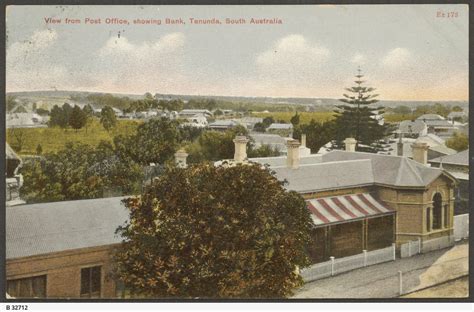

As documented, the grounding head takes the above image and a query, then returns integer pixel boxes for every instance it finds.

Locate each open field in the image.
[251,111,335,124]
[7,119,141,155]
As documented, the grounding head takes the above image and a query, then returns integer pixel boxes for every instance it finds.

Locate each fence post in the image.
[408,240,411,257]
[398,271,403,296]
[330,256,335,276]
[392,243,396,261]
[363,250,367,267]
[417,237,421,254]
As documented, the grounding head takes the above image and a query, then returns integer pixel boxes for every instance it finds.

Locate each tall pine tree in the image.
[332,68,392,153]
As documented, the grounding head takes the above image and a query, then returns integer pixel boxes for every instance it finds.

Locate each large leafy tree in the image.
[114,118,181,166]
[333,68,392,152]
[69,105,88,131]
[114,163,313,298]
[100,105,117,131]
[19,142,143,203]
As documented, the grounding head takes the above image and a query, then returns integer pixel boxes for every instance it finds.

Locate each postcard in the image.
[4,4,469,302]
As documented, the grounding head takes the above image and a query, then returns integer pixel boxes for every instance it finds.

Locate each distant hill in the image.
[7,90,469,110]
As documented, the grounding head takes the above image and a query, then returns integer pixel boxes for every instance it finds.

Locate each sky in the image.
[6,5,469,101]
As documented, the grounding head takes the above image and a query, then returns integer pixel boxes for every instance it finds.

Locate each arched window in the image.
[432,193,442,230]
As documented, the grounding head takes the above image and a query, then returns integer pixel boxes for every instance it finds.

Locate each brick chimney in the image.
[286,139,301,169]
[233,136,249,162]
[411,142,429,165]
[174,148,188,168]
[344,137,357,152]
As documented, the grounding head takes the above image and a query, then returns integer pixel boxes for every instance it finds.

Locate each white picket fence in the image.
[301,244,396,283]
[454,214,469,241]
[400,238,421,258]
[421,235,455,253]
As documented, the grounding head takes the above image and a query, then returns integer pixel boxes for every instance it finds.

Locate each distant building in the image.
[398,120,428,138]
[267,123,293,136]
[6,113,48,128]
[179,109,213,118]
[182,113,208,128]
[416,114,459,139]
[447,111,468,123]
[208,119,240,131]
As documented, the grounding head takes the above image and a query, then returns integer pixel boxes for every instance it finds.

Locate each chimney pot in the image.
[301,134,307,147]
[411,142,429,165]
[286,139,301,169]
[233,136,249,162]
[344,137,357,152]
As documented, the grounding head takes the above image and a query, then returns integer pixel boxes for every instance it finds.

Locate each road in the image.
[293,241,468,298]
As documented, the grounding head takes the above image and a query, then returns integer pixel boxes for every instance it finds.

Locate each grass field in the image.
[251,111,335,124]
[7,119,141,155]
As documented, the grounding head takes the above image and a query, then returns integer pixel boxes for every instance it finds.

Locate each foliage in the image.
[253,112,334,125]
[48,103,73,128]
[69,105,88,130]
[445,132,468,152]
[36,108,50,116]
[36,144,43,155]
[19,141,143,203]
[8,128,26,152]
[253,122,267,133]
[247,144,282,158]
[293,120,335,153]
[290,112,300,126]
[332,70,392,153]
[114,163,313,298]
[100,106,117,131]
[114,118,180,166]
[6,95,17,112]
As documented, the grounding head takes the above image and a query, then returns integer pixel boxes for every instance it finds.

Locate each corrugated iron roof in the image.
[6,197,130,260]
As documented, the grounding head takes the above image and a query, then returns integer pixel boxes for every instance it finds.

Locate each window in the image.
[7,275,46,298]
[80,266,101,298]
[432,193,443,230]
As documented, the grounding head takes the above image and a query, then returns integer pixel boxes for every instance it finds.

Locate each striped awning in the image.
[306,193,394,226]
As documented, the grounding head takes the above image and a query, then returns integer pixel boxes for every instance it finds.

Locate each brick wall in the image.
[6,245,118,299]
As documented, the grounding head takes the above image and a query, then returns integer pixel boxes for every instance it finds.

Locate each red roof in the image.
[306,193,394,226]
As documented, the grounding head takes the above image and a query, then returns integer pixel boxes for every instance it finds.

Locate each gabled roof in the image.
[268,123,293,130]
[6,197,129,259]
[399,120,427,134]
[417,114,445,121]
[429,149,469,166]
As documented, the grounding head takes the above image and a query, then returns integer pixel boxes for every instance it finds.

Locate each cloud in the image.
[382,48,411,68]
[256,34,330,78]
[6,29,69,91]
[90,32,187,92]
[351,53,366,65]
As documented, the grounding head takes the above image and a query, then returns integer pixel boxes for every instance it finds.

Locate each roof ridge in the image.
[403,159,426,185]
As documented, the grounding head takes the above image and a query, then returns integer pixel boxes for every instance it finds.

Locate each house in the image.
[6,113,48,128]
[182,113,208,128]
[416,114,459,139]
[237,117,263,130]
[429,150,469,215]
[388,134,457,160]
[447,111,468,123]
[6,197,128,298]
[397,120,428,138]
[267,123,293,136]
[250,133,291,155]
[208,119,240,131]
[222,135,457,263]
[179,109,213,118]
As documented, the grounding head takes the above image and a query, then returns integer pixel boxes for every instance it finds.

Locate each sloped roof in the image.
[250,154,322,168]
[399,120,427,134]
[6,197,129,259]
[417,114,445,121]
[429,149,469,166]
[268,123,293,130]
[270,159,374,193]
[322,151,444,187]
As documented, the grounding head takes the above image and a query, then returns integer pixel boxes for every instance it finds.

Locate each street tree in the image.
[114,162,313,298]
